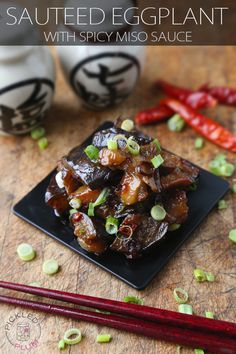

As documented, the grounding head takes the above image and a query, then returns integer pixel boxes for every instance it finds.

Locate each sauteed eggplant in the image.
[45,120,199,259]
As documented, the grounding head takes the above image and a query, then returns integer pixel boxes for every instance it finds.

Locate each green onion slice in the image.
[84,145,99,161]
[173,288,189,304]
[229,229,236,243]
[96,334,112,343]
[121,119,134,132]
[209,156,235,177]
[88,188,110,217]
[58,339,66,350]
[64,328,82,345]
[69,198,82,210]
[194,349,205,354]
[195,137,204,150]
[168,224,181,232]
[113,134,127,143]
[107,140,118,151]
[151,204,166,221]
[218,199,227,210]
[17,243,36,262]
[38,137,49,150]
[193,269,207,282]
[126,137,140,156]
[205,311,214,319]
[178,304,193,315]
[69,209,78,217]
[205,272,215,282]
[168,114,185,132]
[31,127,45,140]
[152,138,161,152]
[151,154,164,169]
[42,259,59,275]
[124,296,144,305]
[105,216,119,235]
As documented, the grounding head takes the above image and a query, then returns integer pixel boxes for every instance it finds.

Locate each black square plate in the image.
[13,122,229,290]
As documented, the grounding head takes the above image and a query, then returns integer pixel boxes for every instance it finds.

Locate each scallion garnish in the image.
[42,259,59,275]
[88,188,110,217]
[152,138,161,152]
[195,137,204,150]
[173,288,189,304]
[63,328,82,345]
[38,137,49,150]
[194,349,204,354]
[105,216,119,235]
[17,243,36,262]
[69,198,82,210]
[168,224,181,231]
[167,114,185,132]
[205,311,214,319]
[151,154,164,169]
[218,199,227,210]
[31,127,45,140]
[96,334,112,343]
[69,209,78,217]
[107,140,118,151]
[229,229,236,243]
[121,119,134,132]
[126,137,140,156]
[193,269,215,282]
[124,296,144,305]
[84,145,99,161]
[178,304,193,315]
[151,204,166,221]
[209,155,235,177]
[58,339,66,350]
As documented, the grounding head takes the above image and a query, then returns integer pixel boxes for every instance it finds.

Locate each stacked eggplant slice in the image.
[45,120,199,259]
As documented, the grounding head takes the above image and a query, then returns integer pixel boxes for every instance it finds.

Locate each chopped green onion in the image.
[17,243,36,262]
[124,296,144,305]
[152,138,161,152]
[205,311,214,319]
[42,259,59,275]
[168,114,185,132]
[205,272,215,282]
[229,229,236,243]
[29,282,40,287]
[168,224,181,231]
[69,209,78,217]
[232,183,236,194]
[121,119,134,132]
[189,182,198,191]
[107,140,118,151]
[194,349,204,354]
[194,269,215,282]
[88,188,110,217]
[64,328,82,345]
[84,145,99,161]
[209,156,235,177]
[96,334,112,343]
[69,198,82,210]
[193,269,207,282]
[218,199,227,210]
[126,137,140,156]
[151,154,164,169]
[151,205,166,221]
[195,137,204,150]
[58,339,67,350]
[31,127,45,140]
[178,304,193,315]
[113,134,127,143]
[105,216,119,235]
[173,288,189,304]
[38,137,49,150]
[95,309,111,315]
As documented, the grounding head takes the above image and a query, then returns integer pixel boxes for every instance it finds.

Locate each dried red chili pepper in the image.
[135,105,173,125]
[161,98,236,152]
[200,84,236,106]
[156,80,217,109]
